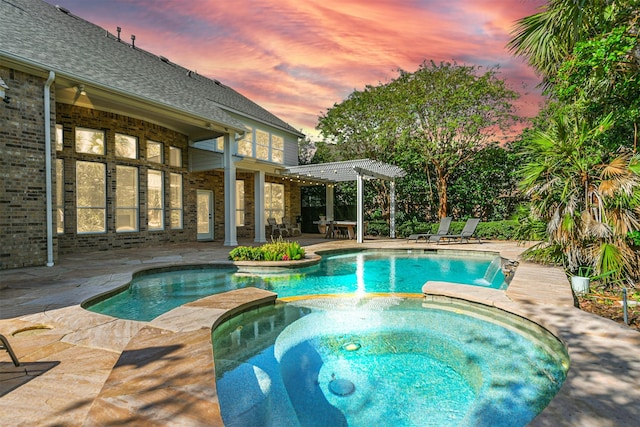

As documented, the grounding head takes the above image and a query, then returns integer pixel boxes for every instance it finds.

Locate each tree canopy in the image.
[317,61,520,218]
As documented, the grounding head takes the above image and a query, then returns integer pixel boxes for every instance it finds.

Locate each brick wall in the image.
[56,103,207,254]
[1,70,303,269]
[0,67,53,269]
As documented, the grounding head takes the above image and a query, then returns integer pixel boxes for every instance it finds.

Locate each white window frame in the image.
[75,127,105,155]
[147,169,164,230]
[76,161,106,233]
[256,129,269,161]
[55,124,63,151]
[170,173,183,229]
[237,129,253,156]
[236,180,245,226]
[169,146,182,167]
[56,159,64,233]
[115,133,138,159]
[265,182,284,223]
[116,165,139,232]
[147,140,163,164]
[271,134,284,164]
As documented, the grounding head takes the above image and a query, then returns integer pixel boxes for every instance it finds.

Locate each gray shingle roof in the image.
[0,0,303,137]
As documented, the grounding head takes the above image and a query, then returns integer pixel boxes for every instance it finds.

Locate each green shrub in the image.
[228,238,306,261]
[228,246,264,261]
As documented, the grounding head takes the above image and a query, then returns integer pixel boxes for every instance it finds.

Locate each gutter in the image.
[44,71,55,267]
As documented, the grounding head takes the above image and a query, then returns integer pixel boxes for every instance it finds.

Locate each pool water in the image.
[86,250,506,321]
[213,297,568,427]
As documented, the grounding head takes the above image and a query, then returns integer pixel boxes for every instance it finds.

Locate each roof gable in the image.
[0,0,303,137]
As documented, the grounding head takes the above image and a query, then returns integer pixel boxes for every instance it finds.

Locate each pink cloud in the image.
[49,0,547,138]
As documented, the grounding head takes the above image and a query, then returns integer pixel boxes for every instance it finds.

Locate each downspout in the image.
[44,71,55,266]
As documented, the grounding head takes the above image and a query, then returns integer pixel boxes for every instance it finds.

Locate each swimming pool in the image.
[86,250,507,321]
[213,297,568,426]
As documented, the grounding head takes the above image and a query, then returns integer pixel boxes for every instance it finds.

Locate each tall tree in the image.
[396,61,519,217]
[317,61,519,219]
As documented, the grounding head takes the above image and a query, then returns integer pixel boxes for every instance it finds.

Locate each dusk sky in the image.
[46,0,547,139]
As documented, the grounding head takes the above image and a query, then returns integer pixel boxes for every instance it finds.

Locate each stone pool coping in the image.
[1,239,639,426]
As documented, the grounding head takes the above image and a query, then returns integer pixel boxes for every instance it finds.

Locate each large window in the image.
[271,135,284,163]
[237,129,253,156]
[76,161,106,233]
[236,180,245,226]
[169,146,182,167]
[56,159,64,233]
[115,134,138,159]
[116,166,139,232]
[147,170,164,230]
[265,182,284,223]
[76,127,105,155]
[170,173,183,229]
[55,124,63,151]
[147,140,163,164]
[256,129,269,160]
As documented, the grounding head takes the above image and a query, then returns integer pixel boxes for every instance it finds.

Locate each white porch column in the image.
[357,174,364,243]
[254,171,266,243]
[223,133,238,246]
[390,179,396,238]
[326,185,335,221]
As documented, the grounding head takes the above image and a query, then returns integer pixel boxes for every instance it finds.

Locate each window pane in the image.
[256,145,269,160]
[147,141,163,163]
[264,183,284,223]
[55,125,63,151]
[272,149,284,163]
[272,135,284,150]
[235,180,244,226]
[116,166,138,232]
[76,128,105,154]
[115,134,138,159]
[169,146,182,167]
[237,130,253,156]
[170,173,183,229]
[148,170,164,230]
[215,136,224,151]
[76,161,105,233]
[56,159,64,233]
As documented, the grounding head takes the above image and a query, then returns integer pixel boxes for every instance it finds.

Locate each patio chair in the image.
[282,217,301,237]
[0,334,20,366]
[267,217,288,238]
[429,218,481,244]
[407,217,452,242]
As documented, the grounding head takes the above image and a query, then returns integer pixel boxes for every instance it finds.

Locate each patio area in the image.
[0,237,639,426]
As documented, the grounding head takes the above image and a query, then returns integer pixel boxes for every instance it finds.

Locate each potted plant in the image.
[571,267,592,295]
[570,267,616,296]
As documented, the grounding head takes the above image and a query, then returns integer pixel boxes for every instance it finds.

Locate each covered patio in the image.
[284,159,406,243]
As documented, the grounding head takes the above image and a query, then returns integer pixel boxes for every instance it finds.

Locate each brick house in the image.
[0,0,306,269]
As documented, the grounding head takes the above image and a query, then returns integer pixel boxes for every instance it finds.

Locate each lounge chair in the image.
[429,218,481,244]
[407,217,452,242]
[0,334,20,366]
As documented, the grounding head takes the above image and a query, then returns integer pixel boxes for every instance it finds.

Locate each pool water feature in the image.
[213,297,568,427]
[86,250,507,321]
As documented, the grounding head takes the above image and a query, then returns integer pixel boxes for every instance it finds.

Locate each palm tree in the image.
[519,110,640,285]
[507,0,614,84]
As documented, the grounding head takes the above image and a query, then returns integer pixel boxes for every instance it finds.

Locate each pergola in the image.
[284,159,406,243]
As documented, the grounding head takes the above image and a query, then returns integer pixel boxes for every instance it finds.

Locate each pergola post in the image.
[390,179,396,238]
[254,170,266,243]
[357,174,364,243]
[326,185,334,221]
